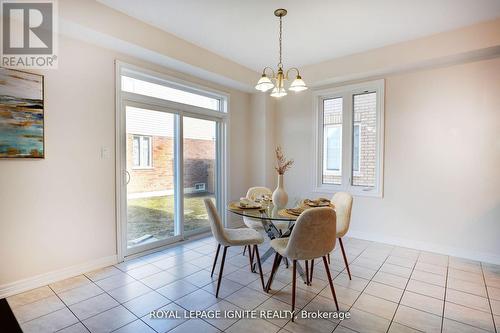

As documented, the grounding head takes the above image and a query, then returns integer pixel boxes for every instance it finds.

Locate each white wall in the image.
[0,35,252,290]
[274,57,500,263]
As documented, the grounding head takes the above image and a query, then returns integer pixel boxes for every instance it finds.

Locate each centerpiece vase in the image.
[272,174,288,208]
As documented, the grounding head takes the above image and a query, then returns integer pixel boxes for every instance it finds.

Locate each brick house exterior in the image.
[323,93,376,187]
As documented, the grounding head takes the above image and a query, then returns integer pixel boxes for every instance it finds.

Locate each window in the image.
[132,135,152,168]
[314,80,384,197]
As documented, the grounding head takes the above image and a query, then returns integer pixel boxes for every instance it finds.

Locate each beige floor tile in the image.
[348,264,377,280]
[487,286,500,301]
[95,272,136,291]
[257,297,295,327]
[414,262,447,276]
[225,268,260,285]
[393,305,442,333]
[333,325,358,333]
[406,279,445,300]
[351,257,385,270]
[82,305,136,333]
[447,277,487,297]
[114,257,149,272]
[21,308,78,333]
[69,293,118,321]
[319,285,360,306]
[182,269,216,287]
[85,266,122,282]
[141,303,187,332]
[225,286,269,309]
[364,281,404,303]
[283,315,336,333]
[352,293,398,320]
[49,275,91,294]
[302,294,350,323]
[205,300,243,330]
[485,275,500,288]
[58,283,103,306]
[387,322,422,333]
[140,271,179,289]
[107,281,151,303]
[445,288,491,313]
[58,322,90,333]
[490,298,500,315]
[372,271,408,289]
[391,247,420,260]
[411,270,446,287]
[169,318,221,333]
[386,255,416,269]
[418,252,448,267]
[400,291,443,316]
[12,294,65,323]
[7,286,55,308]
[340,308,390,333]
[448,259,482,274]
[225,318,280,333]
[126,264,162,280]
[113,319,156,333]
[380,263,413,278]
[176,288,219,311]
[203,277,245,298]
[448,267,484,284]
[122,291,170,317]
[444,302,495,332]
[156,279,198,300]
[333,273,369,292]
[442,318,491,333]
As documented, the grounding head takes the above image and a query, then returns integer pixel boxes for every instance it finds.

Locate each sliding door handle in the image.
[125,170,131,185]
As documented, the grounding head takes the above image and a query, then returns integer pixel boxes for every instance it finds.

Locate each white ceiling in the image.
[98,0,500,72]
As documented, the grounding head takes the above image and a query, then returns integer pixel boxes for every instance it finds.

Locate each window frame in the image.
[313,79,384,197]
[132,134,153,169]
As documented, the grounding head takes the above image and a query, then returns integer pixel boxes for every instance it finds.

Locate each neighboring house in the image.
[126,107,215,197]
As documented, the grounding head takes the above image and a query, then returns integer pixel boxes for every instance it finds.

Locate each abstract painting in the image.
[0,68,44,158]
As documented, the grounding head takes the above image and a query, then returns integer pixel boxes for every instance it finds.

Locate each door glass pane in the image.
[183,117,216,233]
[352,92,377,187]
[126,106,176,248]
[323,98,342,185]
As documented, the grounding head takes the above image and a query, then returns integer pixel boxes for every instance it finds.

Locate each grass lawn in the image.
[127,193,214,242]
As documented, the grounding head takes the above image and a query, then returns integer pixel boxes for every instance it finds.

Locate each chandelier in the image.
[255,8,307,97]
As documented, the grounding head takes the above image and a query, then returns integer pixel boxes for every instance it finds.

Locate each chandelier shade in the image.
[255,8,307,98]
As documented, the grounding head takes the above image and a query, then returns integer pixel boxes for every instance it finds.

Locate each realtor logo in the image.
[1,0,58,68]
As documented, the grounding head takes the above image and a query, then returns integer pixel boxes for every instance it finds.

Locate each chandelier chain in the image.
[279,15,283,68]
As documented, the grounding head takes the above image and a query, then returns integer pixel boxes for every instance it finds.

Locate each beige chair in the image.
[310,192,354,283]
[204,199,265,297]
[266,207,339,319]
[332,192,353,280]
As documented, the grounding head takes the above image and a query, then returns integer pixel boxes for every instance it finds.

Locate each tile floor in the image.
[7,236,500,333]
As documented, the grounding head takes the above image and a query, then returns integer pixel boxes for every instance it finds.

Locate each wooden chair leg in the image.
[339,237,351,280]
[309,259,314,285]
[253,245,265,291]
[292,259,297,322]
[266,252,282,292]
[215,246,228,298]
[248,245,254,272]
[328,252,331,264]
[322,256,339,311]
[305,260,309,285]
[211,244,221,277]
[243,245,247,256]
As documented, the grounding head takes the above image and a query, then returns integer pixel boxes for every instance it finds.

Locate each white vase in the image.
[272,174,288,208]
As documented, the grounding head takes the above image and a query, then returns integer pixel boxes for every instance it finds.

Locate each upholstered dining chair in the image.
[310,192,354,283]
[204,199,265,297]
[266,207,339,320]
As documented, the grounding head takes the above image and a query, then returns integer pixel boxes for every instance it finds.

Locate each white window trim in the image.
[312,79,384,197]
[115,61,230,260]
[132,135,153,169]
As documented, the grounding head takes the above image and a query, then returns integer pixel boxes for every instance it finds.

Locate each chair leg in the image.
[284,257,289,268]
[339,238,351,280]
[322,256,339,311]
[253,245,265,291]
[309,259,314,285]
[243,245,247,256]
[211,244,221,277]
[305,260,309,285]
[292,259,297,322]
[328,253,331,264]
[266,252,282,292]
[248,244,255,272]
[216,246,228,298]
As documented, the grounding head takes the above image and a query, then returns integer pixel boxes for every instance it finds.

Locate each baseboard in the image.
[0,255,118,299]
[348,229,500,265]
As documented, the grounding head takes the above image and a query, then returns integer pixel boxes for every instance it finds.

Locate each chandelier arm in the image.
[262,66,276,79]
[285,67,300,80]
